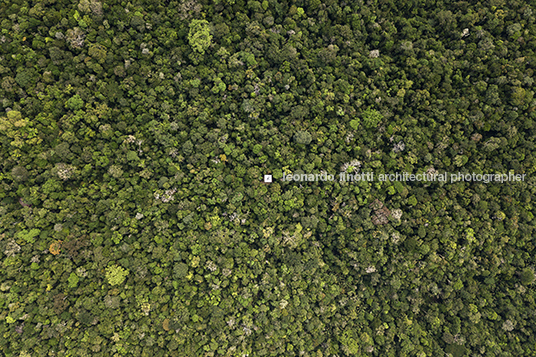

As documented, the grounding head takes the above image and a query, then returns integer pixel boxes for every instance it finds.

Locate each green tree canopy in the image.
[188,19,212,55]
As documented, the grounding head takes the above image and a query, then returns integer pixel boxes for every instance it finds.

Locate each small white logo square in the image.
[264,175,272,183]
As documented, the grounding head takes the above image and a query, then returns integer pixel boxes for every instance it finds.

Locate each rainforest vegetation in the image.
[1,0,536,356]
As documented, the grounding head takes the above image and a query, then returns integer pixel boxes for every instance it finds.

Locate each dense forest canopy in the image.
[1,0,536,356]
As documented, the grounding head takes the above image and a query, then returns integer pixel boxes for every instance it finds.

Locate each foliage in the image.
[65,94,84,111]
[520,269,535,285]
[0,111,41,149]
[349,119,360,130]
[105,264,129,286]
[49,240,62,255]
[294,131,312,145]
[67,272,79,288]
[1,0,536,356]
[188,19,212,55]
[16,229,40,244]
[361,108,383,129]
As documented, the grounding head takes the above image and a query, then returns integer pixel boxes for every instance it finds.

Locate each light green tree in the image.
[65,94,84,111]
[105,264,129,286]
[362,108,383,129]
[68,272,79,288]
[17,229,40,244]
[0,111,41,150]
[188,19,212,54]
